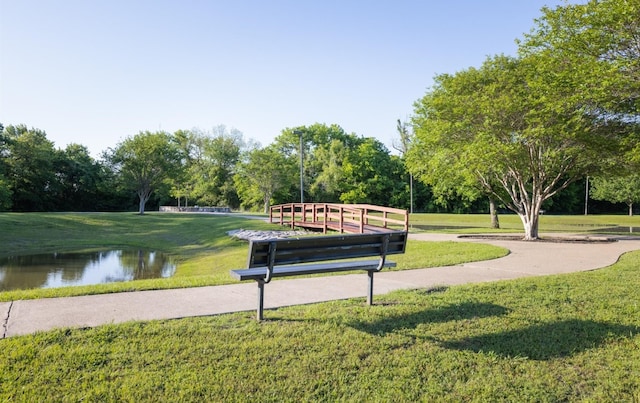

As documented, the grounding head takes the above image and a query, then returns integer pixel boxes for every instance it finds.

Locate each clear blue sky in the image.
[1,0,580,157]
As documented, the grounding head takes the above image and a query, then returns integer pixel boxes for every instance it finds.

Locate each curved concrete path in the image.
[3,233,640,338]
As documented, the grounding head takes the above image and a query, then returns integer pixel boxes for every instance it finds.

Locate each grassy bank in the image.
[2,250,638,401]
[0,212,507,301]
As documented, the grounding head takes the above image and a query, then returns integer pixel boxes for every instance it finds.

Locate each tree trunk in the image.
[519,210,540,240]
[138,197,147,215]
[629,202,634,217]
[489,198,500,229]
[137,187,151,215]
[263,191,272,214]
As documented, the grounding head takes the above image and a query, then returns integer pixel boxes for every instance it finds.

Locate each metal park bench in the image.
[230,231,408,320]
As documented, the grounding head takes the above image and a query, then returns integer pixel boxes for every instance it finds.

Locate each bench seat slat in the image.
[231,260,397,281]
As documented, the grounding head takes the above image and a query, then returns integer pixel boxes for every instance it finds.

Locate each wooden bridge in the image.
[269,203,409,234]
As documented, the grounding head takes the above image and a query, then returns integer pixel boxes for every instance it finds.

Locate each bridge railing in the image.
[269,203,408,233]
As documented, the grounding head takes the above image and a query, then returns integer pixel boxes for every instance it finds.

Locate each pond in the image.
[0,250,176,292]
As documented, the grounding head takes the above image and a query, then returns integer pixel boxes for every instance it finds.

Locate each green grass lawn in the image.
[2,250,638,401]
[0,212,507,301]
[410,212,640,233]
[1,212,639,400]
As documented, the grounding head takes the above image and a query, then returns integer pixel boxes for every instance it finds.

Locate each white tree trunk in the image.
[517,198,542,240]
[519,213,539,240]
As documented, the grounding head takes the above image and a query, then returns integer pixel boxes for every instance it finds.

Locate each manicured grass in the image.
[410,213,640,233]
[2,250,638,401]
[0,212,508,301]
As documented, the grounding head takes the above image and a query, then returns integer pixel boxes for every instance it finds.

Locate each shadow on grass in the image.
[349,301,510,335]
[441,319,639,360]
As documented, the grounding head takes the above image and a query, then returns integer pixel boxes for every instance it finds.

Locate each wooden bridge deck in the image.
[269,203,409,234]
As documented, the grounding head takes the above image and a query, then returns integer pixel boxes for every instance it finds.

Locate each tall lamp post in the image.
[293,130,304,203]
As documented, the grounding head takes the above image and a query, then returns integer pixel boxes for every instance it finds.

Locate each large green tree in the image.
[521,0,640,169]
[409,0,639,239]
[408,54,623,240]
[108,131,182,214]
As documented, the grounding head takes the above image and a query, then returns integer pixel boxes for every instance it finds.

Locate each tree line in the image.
[0,123,431,214]
[0,118,633,217]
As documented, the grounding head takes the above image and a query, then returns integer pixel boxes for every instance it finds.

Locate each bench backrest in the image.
[247,231,408,268]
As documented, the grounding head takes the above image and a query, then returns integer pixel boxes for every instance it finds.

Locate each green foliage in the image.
[2,251,639,401]
[591,174,640,216]
[521,0,640,173]
[340,138,404,205]
[108,131,183,214]
[409,0,639,239]
[275,124,408,208]
[2,124,58,211]
[234,146,297,212]
[179,127,243,209]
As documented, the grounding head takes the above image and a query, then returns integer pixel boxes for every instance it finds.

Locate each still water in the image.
[0,250,176,292]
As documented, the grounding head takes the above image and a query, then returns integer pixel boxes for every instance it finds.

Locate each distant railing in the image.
[269,203,409,233]
[159,206,231,213]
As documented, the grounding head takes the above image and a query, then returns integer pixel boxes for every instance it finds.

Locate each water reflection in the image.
[0,250,176,291]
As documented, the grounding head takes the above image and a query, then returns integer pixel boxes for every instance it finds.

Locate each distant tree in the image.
[590,174,640,216]
[51,144,108,211]
[340,138,402,206]
[392,119,417,214]
[2,124,57,211]
[309,139,347,202]
[188,126,243,208]
[108,131,182,214]
[234,146,296,213]
[0,123,12,210]
[274,124,364,203]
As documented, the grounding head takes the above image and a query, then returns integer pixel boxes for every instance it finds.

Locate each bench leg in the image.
[257,280,265,321]
[367,270,374,305]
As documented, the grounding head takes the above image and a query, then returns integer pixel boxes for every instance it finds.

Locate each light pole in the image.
[584,176,589,215]
[293,130,304,203]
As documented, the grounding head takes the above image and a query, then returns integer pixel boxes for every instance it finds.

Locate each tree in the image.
[187,127,243,208]
[2,124,57,211]
[109,131,182,214]
[408,54,624,240]
[392,119,416,214]
[274,124,364,203]
[340,138,403,206]
[590,174,640,216]
[521,0,640,172]
[309,139,347,202]
[52,144,107,211]
[234,146,296,213]
[0,123,12,210]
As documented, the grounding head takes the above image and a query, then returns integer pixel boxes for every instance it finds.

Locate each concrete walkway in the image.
[3,233,640,338]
